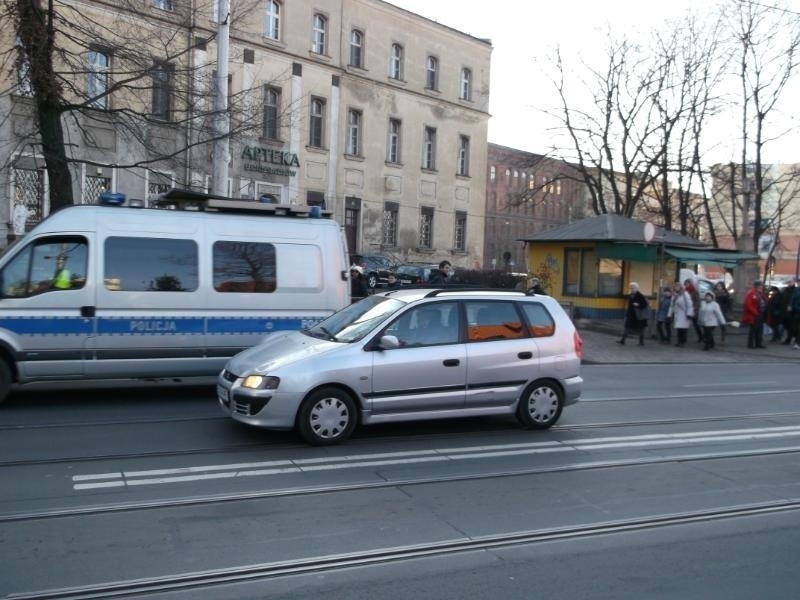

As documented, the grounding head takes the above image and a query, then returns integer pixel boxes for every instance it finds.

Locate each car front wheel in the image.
[517,380,563,429]
[367,273,378,288]
[297,388,357,445]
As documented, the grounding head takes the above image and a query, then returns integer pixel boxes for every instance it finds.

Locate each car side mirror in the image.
[378,335,400,350]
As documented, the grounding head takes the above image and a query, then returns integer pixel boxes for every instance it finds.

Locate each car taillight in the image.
[573,330,583,359]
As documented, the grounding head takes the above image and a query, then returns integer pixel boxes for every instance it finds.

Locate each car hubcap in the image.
[528,386,557,423]
[310,397,350,439]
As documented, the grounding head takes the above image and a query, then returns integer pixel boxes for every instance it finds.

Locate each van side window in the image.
[104,237,198,292]
[0,237,88,297]
[466,301,525,341]
[213,241,276,293]
[520,302,556,337]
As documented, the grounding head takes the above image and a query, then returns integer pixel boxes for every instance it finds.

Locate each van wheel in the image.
[297,388,357,445]
[517,380,563,429]
[0,360,12,406]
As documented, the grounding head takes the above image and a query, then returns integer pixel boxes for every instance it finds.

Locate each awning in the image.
[664,248,759,266]
[595,243,658,261]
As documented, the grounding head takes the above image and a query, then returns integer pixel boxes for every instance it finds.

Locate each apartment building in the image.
[484,144,586,271]
[1,0,491,267]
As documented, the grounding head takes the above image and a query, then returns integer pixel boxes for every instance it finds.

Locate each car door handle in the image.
[443,359,460,367]
[517,351,533,359]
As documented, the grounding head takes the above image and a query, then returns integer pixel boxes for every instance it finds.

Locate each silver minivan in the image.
[217,288,583,445]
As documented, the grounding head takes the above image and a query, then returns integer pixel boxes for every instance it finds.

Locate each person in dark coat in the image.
[617,282,649,346]
[526,277,546,295]
[385,272,401,289]
[427,260,452,285]
[350,265,369,302]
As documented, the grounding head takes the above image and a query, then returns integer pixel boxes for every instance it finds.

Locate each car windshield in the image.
[306,296,406,343]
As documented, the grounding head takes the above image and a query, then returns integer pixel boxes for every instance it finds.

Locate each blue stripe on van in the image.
[0,316,323,337]
[98,317,205,335]
[0,317,93,335]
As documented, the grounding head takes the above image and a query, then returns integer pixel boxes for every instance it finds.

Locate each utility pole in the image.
[211,0,231,197]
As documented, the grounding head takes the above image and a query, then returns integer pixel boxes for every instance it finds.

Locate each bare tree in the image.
[1,0,269,212]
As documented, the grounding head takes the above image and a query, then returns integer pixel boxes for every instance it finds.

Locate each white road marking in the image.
[71,424,800,490]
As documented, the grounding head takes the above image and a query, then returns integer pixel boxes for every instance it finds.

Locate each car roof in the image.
[374,287,553,304]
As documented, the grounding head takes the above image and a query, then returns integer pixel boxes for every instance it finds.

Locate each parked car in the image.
[217,288,583,445]
[395,263,440,285]
[349,254,397,289]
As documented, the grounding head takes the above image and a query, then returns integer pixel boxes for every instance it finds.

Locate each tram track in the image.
[3,443,799,524]
[3,410,800,468]
[6,498,800,599]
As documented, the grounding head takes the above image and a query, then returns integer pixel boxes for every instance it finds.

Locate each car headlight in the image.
[242,375,280,390]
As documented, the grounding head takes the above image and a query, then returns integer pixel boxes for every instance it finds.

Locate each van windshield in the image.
[306,296,405,343]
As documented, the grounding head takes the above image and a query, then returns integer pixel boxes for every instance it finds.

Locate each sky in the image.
[387,0,800,165]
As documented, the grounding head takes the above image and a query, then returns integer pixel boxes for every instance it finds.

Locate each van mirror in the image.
[378,335,400,350]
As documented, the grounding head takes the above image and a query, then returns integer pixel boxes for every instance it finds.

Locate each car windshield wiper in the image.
[316,326,338,341]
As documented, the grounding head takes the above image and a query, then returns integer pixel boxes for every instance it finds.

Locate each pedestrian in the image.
[617,282,649,346]
[741,279,767,349]
[52,255,72,289]
[698,291,726,350]
[526,276,546,295]
[713,281,732,342]
[684,278,703,343]
[766,286,785,342]
[655,286,673,344]
[349,265,368,302]
[427,260,452,285]
[385,271,401,289]
[782,278,800,348]
[668,281,694,347]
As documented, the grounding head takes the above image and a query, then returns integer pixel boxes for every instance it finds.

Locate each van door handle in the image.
[80,306,96,318]
[443,359,460,367]
[517,351,533,359]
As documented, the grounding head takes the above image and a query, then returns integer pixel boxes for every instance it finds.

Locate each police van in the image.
[0,189,350,404]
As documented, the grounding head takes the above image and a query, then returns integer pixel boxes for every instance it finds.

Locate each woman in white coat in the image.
[698,291,727,350]
[668,281,694,347]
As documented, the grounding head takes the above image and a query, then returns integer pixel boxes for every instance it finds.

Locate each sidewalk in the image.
[576,319,800,364]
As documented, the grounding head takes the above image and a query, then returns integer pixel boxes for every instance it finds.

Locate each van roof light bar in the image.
[151,188,332,218]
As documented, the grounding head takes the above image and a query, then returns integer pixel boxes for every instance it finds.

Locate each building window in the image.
[419,206,434,249]
[264,0,280,40]
[346,109,362,156]
[153,0,173,10]
[87,50,110,109]
[16,49,33,97]
[382,202,398,246]
[312,13,327,54]
[454,211,467,251]
[425,55,438,90]
[83,174,110,204]
[387,118,401,164]
[457,135,470,176]
[460,67,472,100]
[489,165,496,182]
[423,126,436,170]
[263,86,280,140]
[505,169,511,185]
[151,61,173,121]
[390,43,404,79]
[309,97,325,148]
[350,29,364,68]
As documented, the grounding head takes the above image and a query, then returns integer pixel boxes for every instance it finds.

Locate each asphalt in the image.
[576,319,800,364]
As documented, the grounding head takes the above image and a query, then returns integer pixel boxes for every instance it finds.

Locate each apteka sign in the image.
[241,146,299,176]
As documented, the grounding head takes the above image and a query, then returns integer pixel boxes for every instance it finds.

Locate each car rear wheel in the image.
[297,388,357,445]
[367,273,378,289]
[516,380,563,429]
